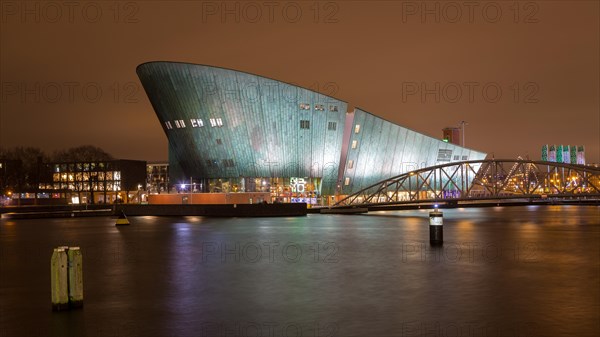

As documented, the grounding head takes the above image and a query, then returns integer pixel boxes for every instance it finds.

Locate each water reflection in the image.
[0,206,598,337]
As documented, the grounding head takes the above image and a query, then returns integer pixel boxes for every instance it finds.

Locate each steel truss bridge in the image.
[331,160,600,209]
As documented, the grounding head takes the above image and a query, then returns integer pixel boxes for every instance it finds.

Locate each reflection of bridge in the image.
[329,160,600,210]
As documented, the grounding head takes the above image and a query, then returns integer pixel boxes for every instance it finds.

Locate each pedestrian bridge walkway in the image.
[328,160,600,210]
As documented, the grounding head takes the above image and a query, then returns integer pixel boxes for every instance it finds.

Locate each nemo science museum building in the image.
[137,62,486,205]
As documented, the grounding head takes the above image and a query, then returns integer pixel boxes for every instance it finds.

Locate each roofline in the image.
[353,106,487,155]
[136,61,349,105]
[136,62,486,155]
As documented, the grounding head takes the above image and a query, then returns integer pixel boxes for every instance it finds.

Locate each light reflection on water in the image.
[0,205,598,337]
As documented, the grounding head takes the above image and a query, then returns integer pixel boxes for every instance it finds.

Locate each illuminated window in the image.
[315,104,325,111]
[437,149,452,162]
[165,121,173,129]
[348,160,354,169]
[329,105,338,112]
[354,125,360,133]
[328,122,337,131]
[191,119,204,127]
[174,120,186,128]
[209,118,223,127]
[351,140,358,149]
[344,177,350,186]
[300,120,310,129]
[299,103,310,110]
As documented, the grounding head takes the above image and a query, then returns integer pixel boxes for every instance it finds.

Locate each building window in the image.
[329,105,338,112]
[209,118,223,127]
[206,159,217,167]
[165,121,173,130]
[216,139,222,145]
[300,120,310,129]
[354,125,360,133]
[174,120,186,128]
[223,159,235,168]
[462,155,468,160]
[300,103,310,110]
[453,155,459,160]
[315,104,325,111]
[351,140,358,149]
[328,122,337,131]
[437,149,453,162]
[191,119,204,127]
[344,177,350,186]
[348,160,354,169]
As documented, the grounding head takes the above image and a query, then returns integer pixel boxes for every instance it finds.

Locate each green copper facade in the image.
[137,62,486,197]
[340,109,486,194]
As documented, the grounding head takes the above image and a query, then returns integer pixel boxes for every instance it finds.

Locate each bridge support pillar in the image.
[429,210,443,246]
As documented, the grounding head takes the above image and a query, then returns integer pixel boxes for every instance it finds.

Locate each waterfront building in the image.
[137,62,487,204]
[35,160,147,204]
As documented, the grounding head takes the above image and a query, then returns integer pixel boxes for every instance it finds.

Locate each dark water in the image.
[1,206,598,337]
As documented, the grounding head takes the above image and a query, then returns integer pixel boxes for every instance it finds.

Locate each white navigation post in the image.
[429,209,444,246]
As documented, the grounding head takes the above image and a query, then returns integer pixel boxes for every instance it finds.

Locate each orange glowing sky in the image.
[1,1,598,162]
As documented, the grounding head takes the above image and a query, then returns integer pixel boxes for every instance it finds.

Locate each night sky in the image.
[1,1,598,163]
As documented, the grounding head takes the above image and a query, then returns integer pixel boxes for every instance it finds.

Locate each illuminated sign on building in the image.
[290,177,306,193]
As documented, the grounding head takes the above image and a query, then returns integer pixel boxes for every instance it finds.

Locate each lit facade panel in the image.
[341,109,486,194]
[137,62,348,195]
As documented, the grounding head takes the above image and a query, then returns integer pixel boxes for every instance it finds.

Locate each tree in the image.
[51,145,114,162]
[0,147,48,192]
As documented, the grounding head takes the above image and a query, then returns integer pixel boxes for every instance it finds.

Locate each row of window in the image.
[300,120,310,129]
[167,117,349,132]
[299,103,339,112]
[53,162,117,173]
[39,182,122,191]
[165,118,223,130]
[299,120,339,131]
[53,171,121,182]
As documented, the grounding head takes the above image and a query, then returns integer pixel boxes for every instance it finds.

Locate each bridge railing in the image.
[333,160,600,207]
